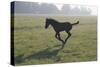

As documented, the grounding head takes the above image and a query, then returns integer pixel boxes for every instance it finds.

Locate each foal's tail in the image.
[72,21,79,25]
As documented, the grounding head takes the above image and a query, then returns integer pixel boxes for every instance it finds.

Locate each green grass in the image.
[12,15,97,66]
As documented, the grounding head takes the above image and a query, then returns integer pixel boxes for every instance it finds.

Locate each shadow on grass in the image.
[15,45,62,64]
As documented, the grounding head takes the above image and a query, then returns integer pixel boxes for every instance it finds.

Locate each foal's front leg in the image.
[55,33,58,39]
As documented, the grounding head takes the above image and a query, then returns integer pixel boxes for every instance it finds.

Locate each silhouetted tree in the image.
[61,4,71,15]
[70,7,81,15]
[80,6,91,15]
[72,6,91,15]
[14,1,39,14]
[31,2,40,14]
[61,4,91,15]
[14,1,92,15]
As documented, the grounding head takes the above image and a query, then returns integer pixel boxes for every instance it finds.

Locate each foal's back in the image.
[56,22,72,32]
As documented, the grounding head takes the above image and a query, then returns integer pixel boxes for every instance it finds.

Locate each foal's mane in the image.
[47,18,59,23]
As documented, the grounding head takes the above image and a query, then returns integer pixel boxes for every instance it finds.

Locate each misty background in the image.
[11,1,97,16]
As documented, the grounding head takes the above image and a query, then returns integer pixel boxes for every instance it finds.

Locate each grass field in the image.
[12,15,97,65]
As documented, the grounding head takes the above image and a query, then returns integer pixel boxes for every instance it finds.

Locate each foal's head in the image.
[45,18,57,29]
[45,18,51,29]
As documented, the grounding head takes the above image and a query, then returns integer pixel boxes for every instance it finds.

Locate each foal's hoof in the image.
[60,44,65,49]
[61,46,64,49]
[62,41,65,44]
[63,42,66,45]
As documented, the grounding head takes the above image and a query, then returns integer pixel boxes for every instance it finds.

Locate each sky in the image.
[13,1,97,15]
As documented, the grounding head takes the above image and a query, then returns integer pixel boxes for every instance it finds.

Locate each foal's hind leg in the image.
[64,31,71,44]
[61,31,71,49]
[58,33,65,44]
[55,33,64,44]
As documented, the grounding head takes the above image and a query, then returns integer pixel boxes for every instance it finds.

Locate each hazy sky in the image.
[36,2,97,15]
[13,1,97,15]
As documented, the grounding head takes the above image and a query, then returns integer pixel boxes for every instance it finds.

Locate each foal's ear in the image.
[46,18,48,20]
[46,18,51,20]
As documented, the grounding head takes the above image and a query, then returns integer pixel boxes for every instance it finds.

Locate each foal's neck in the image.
[50,20,59,26]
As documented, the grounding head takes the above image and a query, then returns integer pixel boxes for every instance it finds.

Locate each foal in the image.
[45,18,79,48]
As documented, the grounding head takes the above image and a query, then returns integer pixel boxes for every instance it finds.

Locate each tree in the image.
[70,6,81,15]
[14,1,39,14]
[71,6,91,15]
[80,6,91,15]
[31,2,40,14]
[61,4,71,15]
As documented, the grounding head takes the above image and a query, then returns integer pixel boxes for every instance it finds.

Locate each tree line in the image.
[12,1,92,15]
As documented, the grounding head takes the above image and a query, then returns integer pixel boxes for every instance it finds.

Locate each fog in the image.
[11,1,97,16]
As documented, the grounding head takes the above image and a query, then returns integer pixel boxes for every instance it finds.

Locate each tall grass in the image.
[13,15,97,65]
